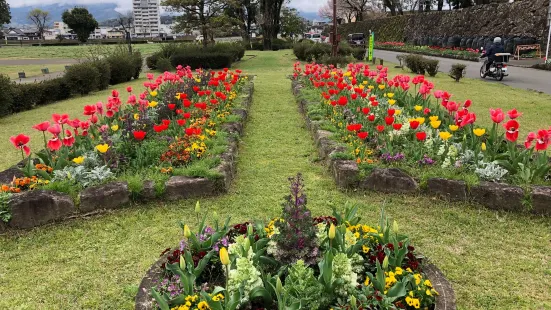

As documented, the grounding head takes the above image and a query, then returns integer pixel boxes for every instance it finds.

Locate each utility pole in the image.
[546,0,551,61]
[332,0,338,57]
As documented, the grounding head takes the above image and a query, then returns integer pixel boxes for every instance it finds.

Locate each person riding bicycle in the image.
[481,37,505,74]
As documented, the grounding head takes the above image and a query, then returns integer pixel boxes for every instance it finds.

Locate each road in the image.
[373,49,551,95]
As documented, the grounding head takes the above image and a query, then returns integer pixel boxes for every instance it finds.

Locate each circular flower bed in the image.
[136,174,455,310]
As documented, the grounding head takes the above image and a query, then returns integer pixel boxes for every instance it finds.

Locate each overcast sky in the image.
[7,0,324,13]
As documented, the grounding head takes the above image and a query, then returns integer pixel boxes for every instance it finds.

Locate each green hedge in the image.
[170,53,233,70]
[147,42,244,70]
[293,41,356,62]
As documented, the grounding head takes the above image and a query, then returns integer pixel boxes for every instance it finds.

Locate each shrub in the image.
[0,75,14,117]
[449,63,467,82]
[532,63,551,71]
[156,57,173,72]
[405,54,426,75]
[337,42,353,57]
[320,55,351,68]
[64,62,101,95]
[170,52,233,69]
[106,53,136,84]
[43,78,72,102]
[352,48,366,60]
[306,43,331,62]
[146,54,158,70]
[211,42,245,61]
[91,60,111,90]
[293,41,312,61]
[132,51,143,79]
[424,59,440,77]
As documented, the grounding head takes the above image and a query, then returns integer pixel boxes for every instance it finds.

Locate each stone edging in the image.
[135,249,455,310]
[375,47,479,62]
[291,80,551,216]
[0,78,255,233]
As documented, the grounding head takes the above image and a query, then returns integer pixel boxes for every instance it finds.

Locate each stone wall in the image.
[339,0,550,53]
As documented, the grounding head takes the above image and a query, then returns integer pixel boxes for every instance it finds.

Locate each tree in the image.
[319,0,355,23]
[116,12,134,53]
[280,6,306,38]
[258,0,284,50]
[230,0,257,45]
[162,0,230,47]
[62,8,98,43]
[27,9,50,40]
[0,0,10,25]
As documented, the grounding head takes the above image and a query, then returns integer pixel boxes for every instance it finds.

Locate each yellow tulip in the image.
[195,201,201,214]
[481,142,487,151]
[368,85,374,90]
[473,128,486,137]
[72,156,85,164]
[95,144,110,153]
[179,254,185,270]
[148,101,158,108]
[449,125,459,132]
[150,90,158,97]
[388,99,396,105]
[414,105,422,112]
[359,85,365,90]
[439,131,452,141]
[111,124,119,131]
[175,93,181,100]
[362,81,368,85]
[219,247,230,266]
[392,220,399,233]
[416,117,425,125]
[430,120,441,129]
[183,225,192,238]
[328,223,336,240]
[387,92,394,99]
[394,109,401,115]
[429,116,439,122]
[378,84,386,90]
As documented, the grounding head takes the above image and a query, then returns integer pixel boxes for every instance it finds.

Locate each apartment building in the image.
[133,0,161,37]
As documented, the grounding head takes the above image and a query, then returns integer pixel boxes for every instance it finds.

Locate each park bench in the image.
[18,72,26,79]
[41,68,49,74]
[514,44,542,60]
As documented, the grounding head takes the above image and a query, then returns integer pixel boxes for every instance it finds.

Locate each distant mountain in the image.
[9,3,121,27]
[299,11,326,22]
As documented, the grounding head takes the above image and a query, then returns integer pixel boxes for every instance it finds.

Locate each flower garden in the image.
[0,67,254,229]
[376,42,480,62]
[291,62,551,214]
[138,174,453,310]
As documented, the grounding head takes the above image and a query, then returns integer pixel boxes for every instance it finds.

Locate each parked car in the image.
[348,33,366,48]
[303,33,322,43]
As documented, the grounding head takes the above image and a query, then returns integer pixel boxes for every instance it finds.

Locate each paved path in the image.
[374,49,551,95]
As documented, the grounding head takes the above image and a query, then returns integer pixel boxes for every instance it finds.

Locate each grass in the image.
[0,43,163,59]
[0,50,550,309]
[0,64,68,79]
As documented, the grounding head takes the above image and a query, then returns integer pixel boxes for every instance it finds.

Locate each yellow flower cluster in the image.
[346,223,379,241]
[265,217,284,237]
[170,294,200,310]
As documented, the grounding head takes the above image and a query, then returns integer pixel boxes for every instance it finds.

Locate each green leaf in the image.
[249,287,272,305]
[387,280,406,298]
[193,250,214,277]
[150,288,170,310]
[35,169,52,180]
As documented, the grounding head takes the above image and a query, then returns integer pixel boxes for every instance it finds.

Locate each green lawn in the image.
[0,43,163,59]
[0,64,68,79]
[0,50,550,309]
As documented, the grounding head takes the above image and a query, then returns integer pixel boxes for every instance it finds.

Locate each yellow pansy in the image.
[364,277,370,286]
[72,156,85,164]
[96,144,110,153]
[414,105,422,111]
[439,131,452,141]
[150,90,158,97]
[148,101,158,108]
[175,93,181,100]
[473,128,486,137]
[430,120,441,129]
[388,99,396,105]
[195,78,201,83]
[134,113,140,120]
[395,267,403,275]
[362,245,370,253]
[449,124,459,132]
[111,124,119,131]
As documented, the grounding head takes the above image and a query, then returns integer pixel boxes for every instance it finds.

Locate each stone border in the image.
[135,249,455,310]
[291,80,551,216]
[375,47,479,62]
[0,78,255,233]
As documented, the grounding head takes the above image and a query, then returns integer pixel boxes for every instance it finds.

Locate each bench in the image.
[18,72,26,79]
[41,68,49,74]
[515,44,541,60]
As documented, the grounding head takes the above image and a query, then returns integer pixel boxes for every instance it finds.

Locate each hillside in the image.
[9,3,121,26]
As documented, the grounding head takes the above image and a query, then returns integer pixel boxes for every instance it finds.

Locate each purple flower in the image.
[418,155,435,166]
[380,152,405,163]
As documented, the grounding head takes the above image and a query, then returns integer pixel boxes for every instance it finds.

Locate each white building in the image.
[53,21,71,35]
[132,0,161,37]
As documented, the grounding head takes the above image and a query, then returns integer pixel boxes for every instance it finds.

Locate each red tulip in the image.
[490,108,505,124]
[52,113,69,124]
[153,124,168,133]
[133,131,146,141]
[351,93,358,100]
[210,99,218,105]
[504,120,519,142]
[357,131,369,139]
[183,113,191,119]
[507,109,522,119]
[168,103,176,110]
[393,123,403,130]
[89,114,98,124]
[362,107,370,115]
[62,130,75,147]
[9,134,31,156]
[385,116,394,126]
[337,96,348,106]
[423,108,431,115]
[376,125,385,132]
[409,120,420,130]
[33,121,50,132]
[126,86,133,93]
[48,124,62,135]
[367,114,376,122]
[47,136,62,151]
[83,105,96,115]
[464,99,472,108]
[112,90,119,98]
[177,119,186,126]
[387,109,395,116]
[535,130,550,151]
[347,124,362,131]
[162,119,170,126]
[416,131,427,141]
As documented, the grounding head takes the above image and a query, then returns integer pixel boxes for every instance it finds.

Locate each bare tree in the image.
[319,0,355,23]
[27,8,50,40]
[117,12,134,53]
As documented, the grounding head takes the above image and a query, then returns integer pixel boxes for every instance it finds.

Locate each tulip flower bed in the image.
[0,67,254,230]
[137,174,454,310]
[376,42,480,62]
[291,62,551,215]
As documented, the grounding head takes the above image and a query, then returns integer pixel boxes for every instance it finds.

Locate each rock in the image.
[360,168,418,194]
[221,122,243,136]
[470,182,524,212]
[0,167,24,185]
[8,190,75,229]
[332,160,359,188]
[427,178,467,202]
[531,186,551,216]
[141,180,156,200]
[79,182,130,213]
[424,264,457,310]
[232,108,248,122]
[135,253,170,310]
[165,176,217,200]
[216,161,233,192]
[0,220,6,233]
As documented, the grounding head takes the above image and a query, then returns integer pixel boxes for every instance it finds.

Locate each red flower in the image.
[535,129,550,151]
[416,131,427,141]
[409,120,420,130]
[490,108,505,124]
[48,124,62,135]
[183,99,192,107]
[32,121,50,132]
[351,93,358,100]
[62,130,75,147]
[9,134,31,156]
[183,113,191,119]
[337,96,348,106]
[162,119,170,126]
[362,107,370,115]
[393,123,403,130]
[195,102,207,110]
[153,124,168,133]
[52,113,69,124]
[385,116,394,126]
[464,99,472,108]
[423,107,431,115]
[47,136,62,151]
[177,119,186,126]
[504,120,519,142]
[387,109,395,116]
[67,119,81,128]
[83,105,96,115]
[133,131,146,141]
[507,108,522,119]
[376,125,385,132]
[524,132,536,149]
[357,131,369,139]
[210,99,218,105]
[168,103,176,110]
[368,114,375,122]
[126,86,133,93]
[347,124,362,131]
[89,114,98,124]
